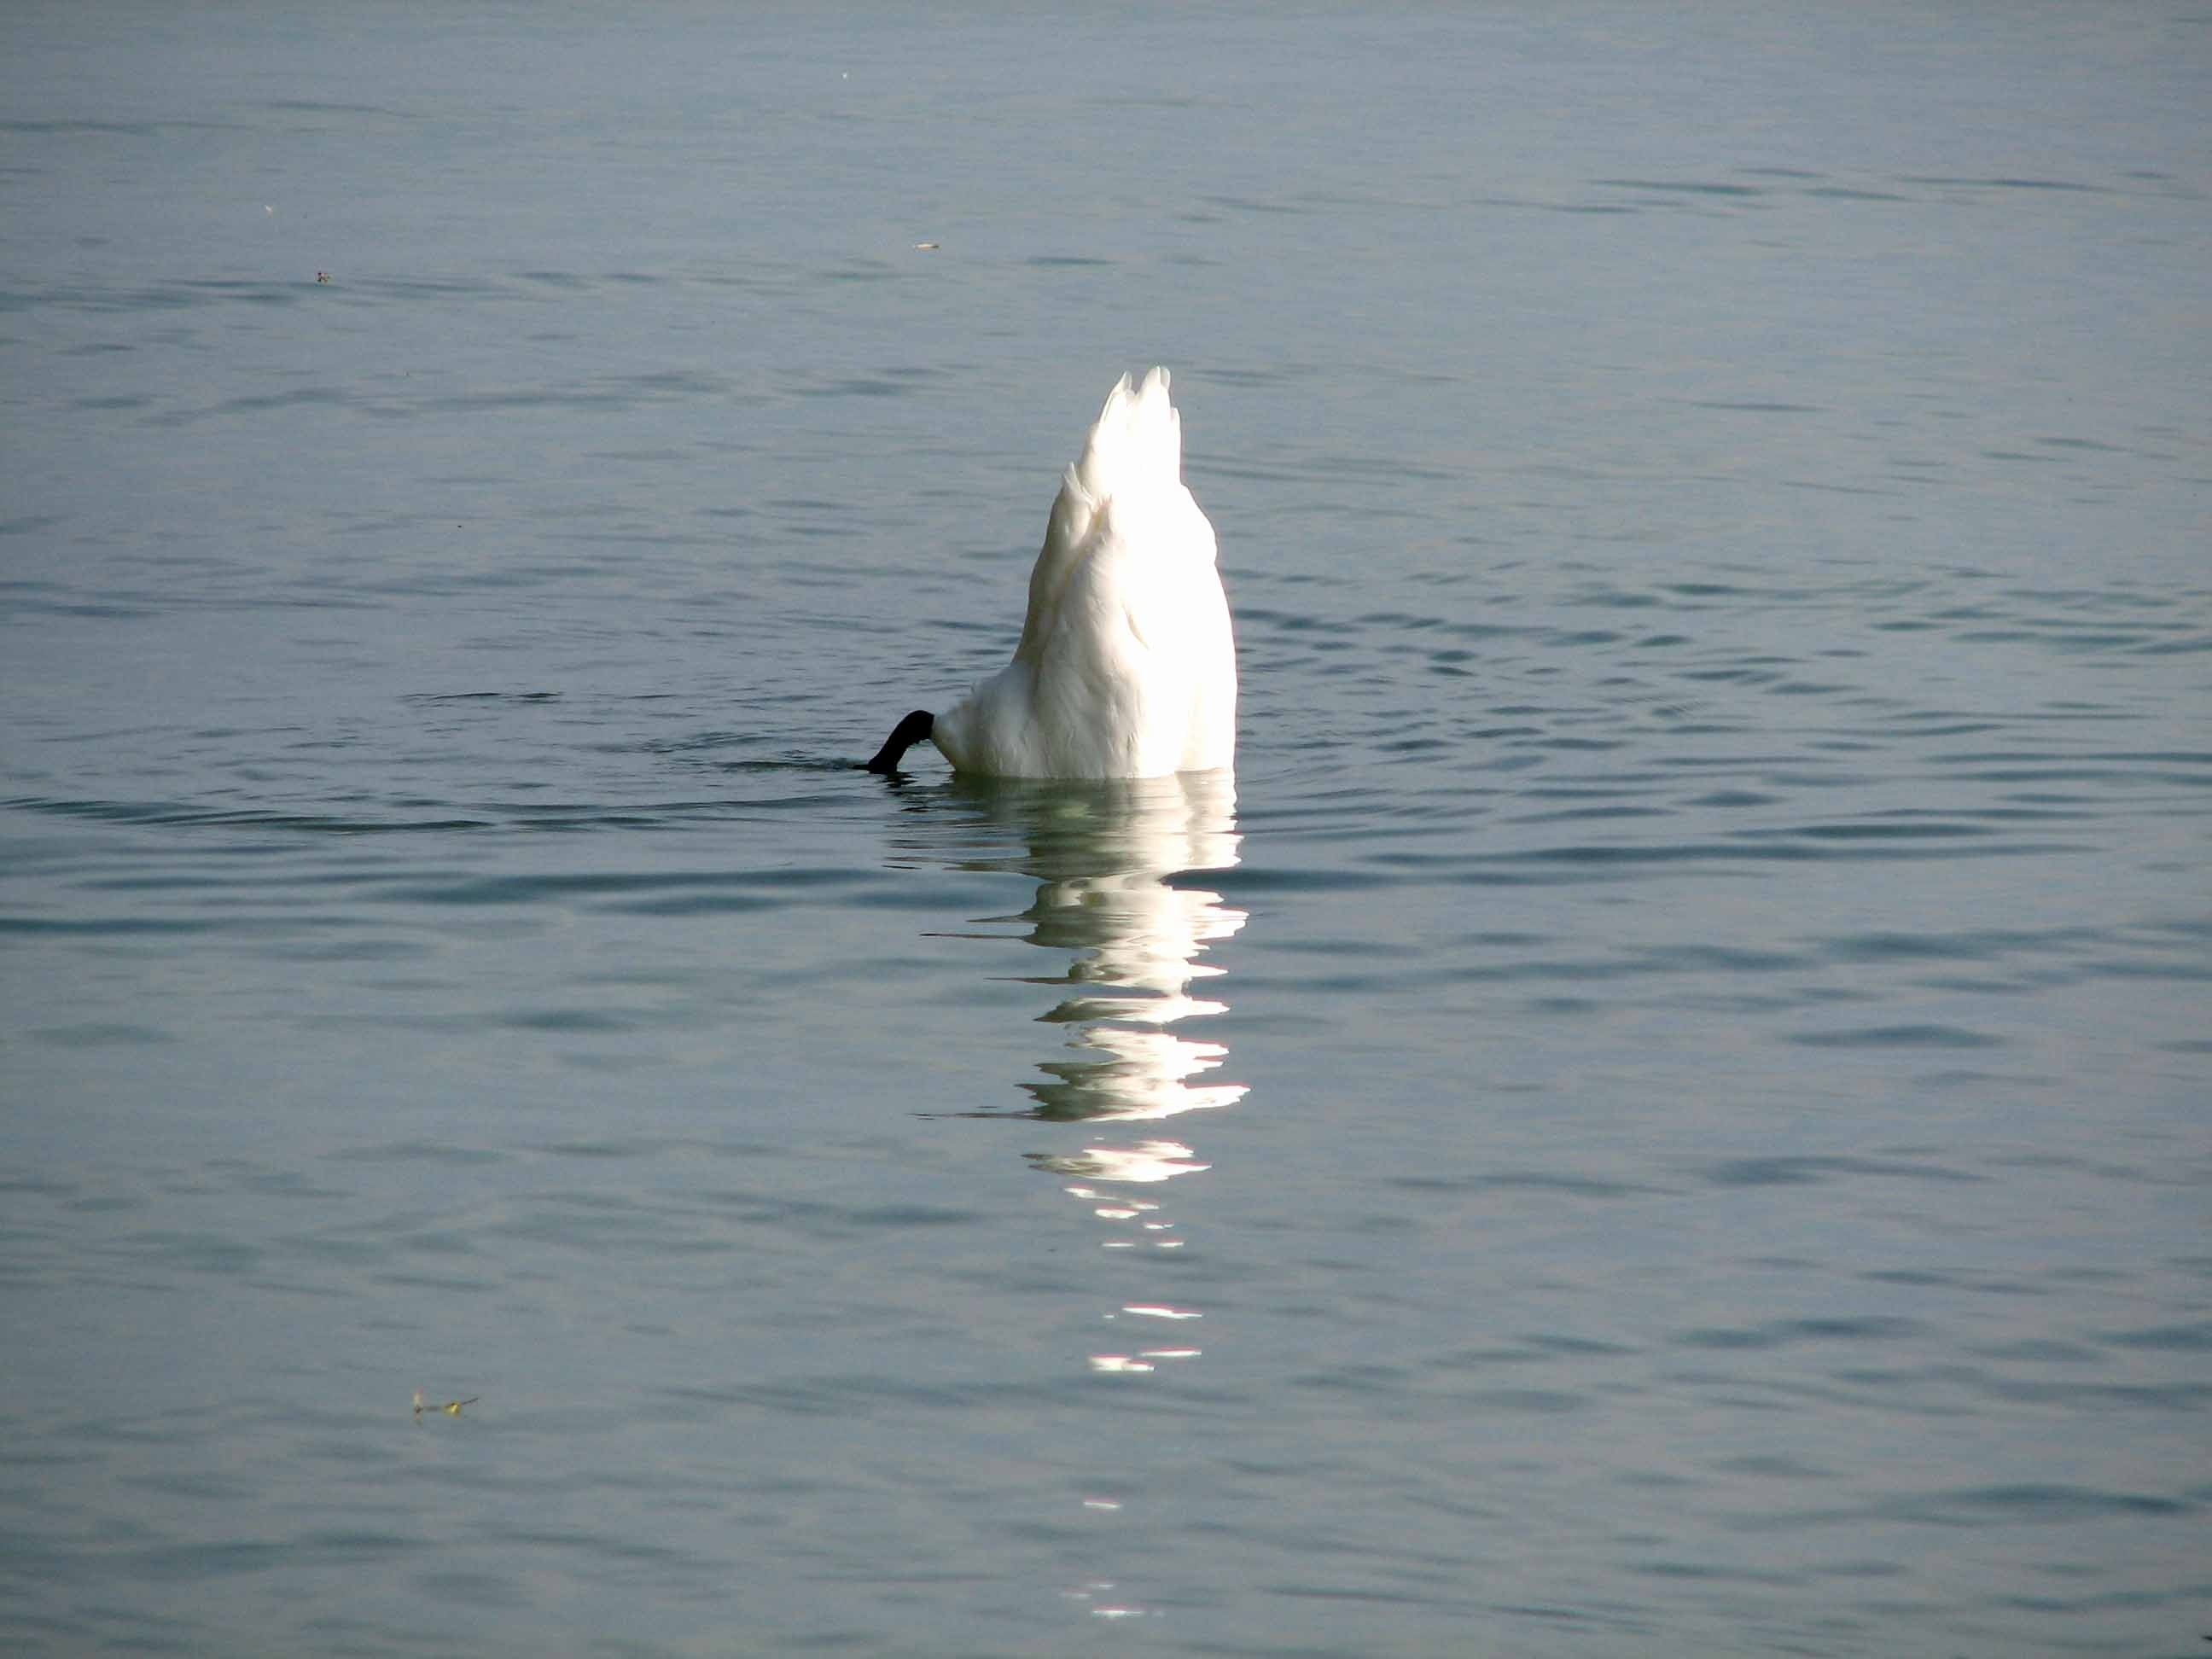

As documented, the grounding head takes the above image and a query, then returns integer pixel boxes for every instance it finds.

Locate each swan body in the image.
[866,369,1235,779]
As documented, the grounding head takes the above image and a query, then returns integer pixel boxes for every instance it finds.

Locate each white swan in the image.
[865,368,1236,778]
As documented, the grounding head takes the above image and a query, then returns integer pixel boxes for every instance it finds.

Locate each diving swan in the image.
[864,368,1235,778]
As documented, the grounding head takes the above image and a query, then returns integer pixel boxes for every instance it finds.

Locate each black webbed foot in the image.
[864,710,934,774]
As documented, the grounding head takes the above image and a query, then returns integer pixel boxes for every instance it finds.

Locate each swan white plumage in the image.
[865,368,1236,779]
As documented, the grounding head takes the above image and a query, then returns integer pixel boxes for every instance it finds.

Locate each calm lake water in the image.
[3,3,2209,1653]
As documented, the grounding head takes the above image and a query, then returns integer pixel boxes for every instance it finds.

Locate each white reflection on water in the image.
[891,767,1247,1138]
[993,769,1247,1135]
[886,768,1247,1396]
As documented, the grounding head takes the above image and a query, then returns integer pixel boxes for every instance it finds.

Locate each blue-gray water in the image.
[3,3,2209,1653]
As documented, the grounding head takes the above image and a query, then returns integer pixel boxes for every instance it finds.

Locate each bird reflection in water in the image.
[883,767,1246,1623]
[892,768,1247,1374]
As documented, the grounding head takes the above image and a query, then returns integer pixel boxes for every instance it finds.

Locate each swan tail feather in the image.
[1022,370,1175,659]
[1072,367,1182,507]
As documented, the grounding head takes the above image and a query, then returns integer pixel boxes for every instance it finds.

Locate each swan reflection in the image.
[888,765,1245,1234]
[881,768,1247,1619]
[896,767,1245,1133]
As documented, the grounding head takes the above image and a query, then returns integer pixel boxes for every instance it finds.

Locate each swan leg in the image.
[864,709,935,773]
